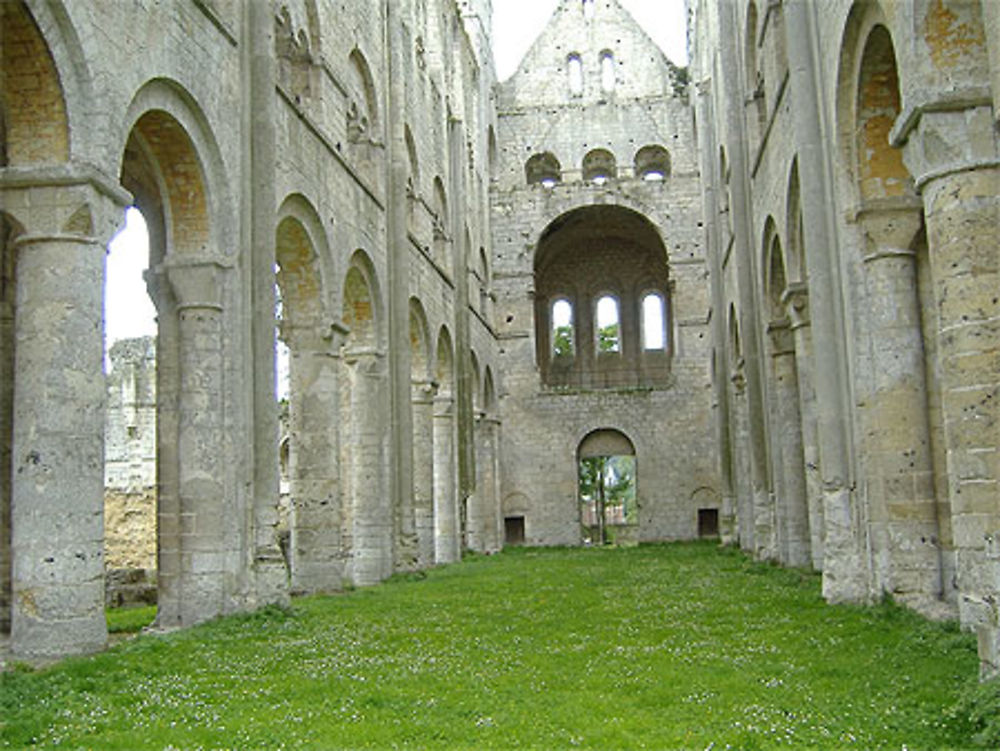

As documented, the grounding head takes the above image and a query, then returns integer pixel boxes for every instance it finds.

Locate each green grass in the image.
[0,543,985,749]
[106,605,157,635]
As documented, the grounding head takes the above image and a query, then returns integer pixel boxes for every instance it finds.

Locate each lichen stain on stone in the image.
[18,588,38,617]
[924,0,985,69]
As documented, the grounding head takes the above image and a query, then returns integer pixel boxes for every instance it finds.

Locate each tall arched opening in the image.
[578,429,637,546]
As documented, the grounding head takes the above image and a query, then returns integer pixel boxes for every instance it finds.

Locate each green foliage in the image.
[0,544,980,749]
[597,322,619,353]
[106,605,157,634]
[552,324,574,357]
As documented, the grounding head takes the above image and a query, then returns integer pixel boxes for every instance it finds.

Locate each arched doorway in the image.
[578,429,637,545]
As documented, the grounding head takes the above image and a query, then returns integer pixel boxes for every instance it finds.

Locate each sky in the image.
[104,0,688,354]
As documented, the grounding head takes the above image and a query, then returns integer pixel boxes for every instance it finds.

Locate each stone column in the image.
[785,0,867,603]
[164,259,229,625]
[433,391,459,563]
[476,413,503,554]
[412,380,436,567]
[288,324,344,593]
[8,182,124,660]
[766,320,811,568]
[345,349,391,586]
[730,367,755,552]
[898,104,1000,670]
[0,284,13,637]
[785,284,824,570]
[856,209,941,605]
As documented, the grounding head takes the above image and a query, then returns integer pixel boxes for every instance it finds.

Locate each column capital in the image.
[162,256,230,311]
[1,163,132,249]
[782,282,810,329]
[894,101,1000,191]
[411,378,438,403]
[766,318,795,356]
[855,198,924,254]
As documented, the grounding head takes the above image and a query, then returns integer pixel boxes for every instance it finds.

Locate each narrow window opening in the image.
[642,293,667,350]
[583,0,595,21]
[596,295,620,353]
[600,51,616,93]
[552,298,574,357]
[568,54,583,97]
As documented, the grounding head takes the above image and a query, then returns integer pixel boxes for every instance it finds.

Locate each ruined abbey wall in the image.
[691,0,1000,674]
[491,1,719,546]
[2,0,1000,681]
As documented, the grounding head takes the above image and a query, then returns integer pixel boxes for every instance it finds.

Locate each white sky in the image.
[104,1,688,353]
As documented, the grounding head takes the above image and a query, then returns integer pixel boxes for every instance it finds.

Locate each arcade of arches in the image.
[2,0,1000,681]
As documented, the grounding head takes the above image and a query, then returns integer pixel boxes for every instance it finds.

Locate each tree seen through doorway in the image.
[579,454,635,545]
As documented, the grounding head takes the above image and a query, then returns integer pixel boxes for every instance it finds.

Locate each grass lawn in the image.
[0,543,985,749]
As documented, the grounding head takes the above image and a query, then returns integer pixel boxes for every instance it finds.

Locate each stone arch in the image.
[341,249,389,585]
[432,176,450,268]
[582,148,616,184]
[469,349,482,413]
[275,195,341,594]
[577,428,638,545]
[117,80,232,630]
[432,325,459,563]
[347,47,379,136]
[761,216,786,322]
[0,1,69,165]
[483,366,497,415]
[120,78,235,260]
[409,297,435,566]
[534,204,671,388]
[785,158,806,284]
[837,6,942,603]
[409,298,432,382]
[728,303,742,364]
[525,152,562,187]
[634,145,671,181]
[342,250,382,350]
[744,0,766,143]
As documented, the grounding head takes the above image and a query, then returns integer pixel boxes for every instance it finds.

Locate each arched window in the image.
[596,295,620,353]
[600,51,616,93]
[568,53,584,97]
[552,298,575,357]
[641,293,667,350]
[634,145,671,182]
[535,206,670,388]
[582,149,616,185]
[525,152,562,187]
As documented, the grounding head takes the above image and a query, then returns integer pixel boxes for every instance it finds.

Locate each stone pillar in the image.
[0,285,13,637]
[345,349,391,586]
[784,0,867,602]
[411,379,436,567]
[730,368,755,551]
[8,182,124,660]
[288,324,344,593]
[898,104,1000,670]
[767,320,811,568]
[164,259,229,625]
[475,413,503,553]
[433,392,459,563]
[857,209,941,605]
[785,284,824,570]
